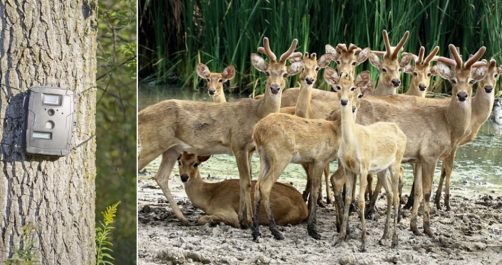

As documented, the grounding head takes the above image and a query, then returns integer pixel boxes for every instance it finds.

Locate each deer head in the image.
[178,152,210,184]
[324,67,368,114]
[251,37,302,95]
[433,44,487,102]
[368,30,410,93]
[289,52,334,86]
[400,46,440,96]
[196,63,235,101]
[472,59,501,95]
[325,43,370,79]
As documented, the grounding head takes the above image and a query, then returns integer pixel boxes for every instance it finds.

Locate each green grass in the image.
[139,0,502,94]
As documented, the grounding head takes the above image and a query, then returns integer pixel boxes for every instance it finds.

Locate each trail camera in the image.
[26,87,74,156]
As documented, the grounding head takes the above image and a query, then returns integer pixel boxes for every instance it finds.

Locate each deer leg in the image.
[435,165,446,210]
[422,160,436,238]
[302,164,311,202]
[198,211,239,228]
[410,162,423,236]
[331,166,345,233]
[324,165,332,204]
[358,169,369,252]
[334,172,354,246]
[365,173,373,201]
[154,149,188,224]
[378,172,393,245]
[365,172,382,219]
[404,163,418,210]
[443,150,456,211]
[307,162,324,240]
[235,149,253,229]
[391,164,401,248]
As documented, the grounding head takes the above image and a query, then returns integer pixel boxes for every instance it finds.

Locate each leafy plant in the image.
[4,224,38,265]
[96,201,121,265]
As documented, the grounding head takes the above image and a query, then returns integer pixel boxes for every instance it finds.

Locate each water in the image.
[139,86,502,195]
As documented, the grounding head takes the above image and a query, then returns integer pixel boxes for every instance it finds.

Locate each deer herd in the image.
[139,30,501,251]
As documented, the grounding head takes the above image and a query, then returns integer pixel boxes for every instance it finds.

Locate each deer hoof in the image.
[271,229,284,240]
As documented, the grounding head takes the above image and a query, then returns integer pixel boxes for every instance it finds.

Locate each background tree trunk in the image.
[0,0,97,264]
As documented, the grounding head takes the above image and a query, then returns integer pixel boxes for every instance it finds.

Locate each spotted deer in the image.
[177,153,308,227]
[138,37,302,226]
[196,63,236,103]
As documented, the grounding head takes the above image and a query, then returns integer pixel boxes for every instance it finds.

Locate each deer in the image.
[138,37,303,227]
[368,30,410,95]
[177,152,308,227]
[329,45,487,237]
[400,46,440,97]
[433,59,501,210]
[251,67,370,241]
[196,63,236,103]
[331,72,406,252]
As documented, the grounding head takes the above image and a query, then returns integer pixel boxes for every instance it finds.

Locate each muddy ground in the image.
[138,155,502,265]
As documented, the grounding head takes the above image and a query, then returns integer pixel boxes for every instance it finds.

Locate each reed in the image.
[139,0,502,94]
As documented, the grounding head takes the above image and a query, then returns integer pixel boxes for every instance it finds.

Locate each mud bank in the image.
[138,159,502,265]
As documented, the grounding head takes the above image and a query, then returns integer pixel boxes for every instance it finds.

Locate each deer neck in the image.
[257,89,282,118]
[212,93,227,103]
[184,172,212,211]
[471,89,495,130]
[446,95,472,145]
[374,81,396,96]
[406,78,422,97]
[294,82,313,118]
[340,104,357,146]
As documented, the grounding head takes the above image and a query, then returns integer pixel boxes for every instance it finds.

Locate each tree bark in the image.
[0,0,97,264]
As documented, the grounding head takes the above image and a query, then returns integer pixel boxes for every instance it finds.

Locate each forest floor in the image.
[138,155,502,265]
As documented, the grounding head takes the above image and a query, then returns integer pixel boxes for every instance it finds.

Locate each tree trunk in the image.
[0,0,97,264]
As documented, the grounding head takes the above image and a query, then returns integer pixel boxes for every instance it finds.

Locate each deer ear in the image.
[222,65,236,81]
[400,53,416,74]
[498,65,502,75]
[355,70,372,94]
[368,52,381,68]
[197,155,211,163]
[318,53,336,68]
[287,61,304,76]
[251,53,268,72]
[431,62,454,80]
[325,44,338,57]
[196,63,211,79]
[356,48,371,65]
[323,67,339,87]
[471,66,488,81]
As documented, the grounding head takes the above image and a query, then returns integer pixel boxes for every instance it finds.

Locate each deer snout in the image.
[341,99,348,106]
[270,84,280,94]
[180,174,189,183]
[457,91,468,102]
[484,86,493,93]
[208,88,216,95]
[305,77,314,85]
[391,79,401,87]
[419,84,427,91]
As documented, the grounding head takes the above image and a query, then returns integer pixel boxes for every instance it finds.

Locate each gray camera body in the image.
[26,86,74,156]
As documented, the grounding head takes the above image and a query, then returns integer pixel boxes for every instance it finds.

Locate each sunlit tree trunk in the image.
[0,0,98,263]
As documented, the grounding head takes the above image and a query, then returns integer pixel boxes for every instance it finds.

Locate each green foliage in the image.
[139,0,502,94]
[96,202,121,265]
[96,0,136,264]
[4,224,38,265]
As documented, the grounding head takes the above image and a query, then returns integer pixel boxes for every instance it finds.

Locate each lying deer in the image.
[251,67,370,241]
[400,46,440,97]
[196,63,236,103]
[178,153,308,227]
[330,45,487,237]
[331,72,406,251]
[138,37,302,226]
[368,30,409,95]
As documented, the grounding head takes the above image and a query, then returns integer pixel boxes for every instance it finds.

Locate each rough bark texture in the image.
[0,0,97,264]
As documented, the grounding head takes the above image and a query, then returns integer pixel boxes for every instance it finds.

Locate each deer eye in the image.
[193,163,199,168]
[469,79,476,85]
[218,79,223,83]
[350,86,356,91]
[265,71,270,76]
[282,72,288,77]
[427,72,432,77]
[450,79,457,84]
[336,60,341,65]
[413,72,418,76]
[351,62,356,66]
[381,68,387,73]
[315,66,320,71]
[495,73,499,78]
[336,85,341,91]
[358,93,363,98]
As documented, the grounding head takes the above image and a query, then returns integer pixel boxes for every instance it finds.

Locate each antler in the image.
[423,46,440,65]
[336,43,348,53]
[279,38,299,63]
[392,31,409,59]
[449,44,463,68]
[348,43,361,53]
[417,46,425,63]
[382,30,392,57]
[258,37,277,62]
[464,46,486,69]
